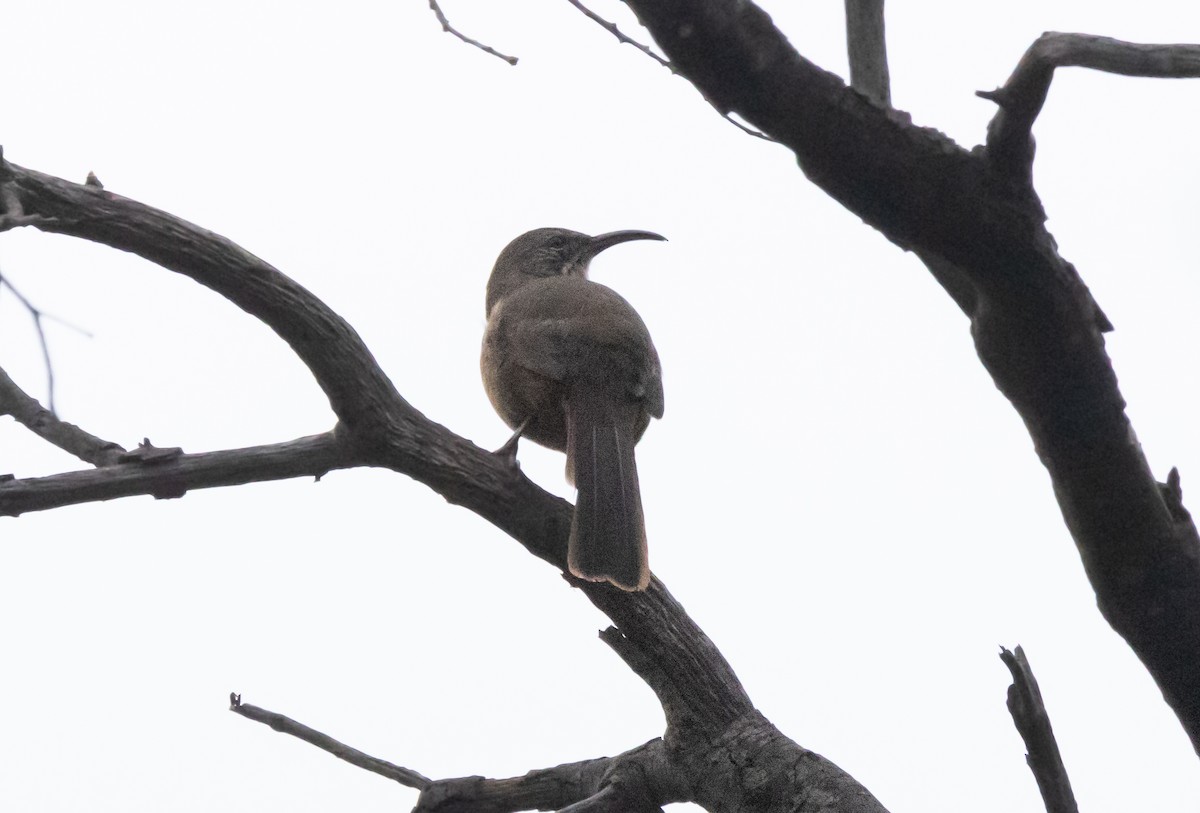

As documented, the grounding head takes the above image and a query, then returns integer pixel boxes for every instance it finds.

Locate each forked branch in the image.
[621,0,1200,756]
[0,151,891,812]
[979,34,1200,183]
[231,694,681,812]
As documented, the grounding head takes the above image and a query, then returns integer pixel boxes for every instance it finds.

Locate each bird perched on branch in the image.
[481,227,666,591]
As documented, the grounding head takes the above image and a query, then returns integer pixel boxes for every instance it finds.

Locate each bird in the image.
[481,227,666,591]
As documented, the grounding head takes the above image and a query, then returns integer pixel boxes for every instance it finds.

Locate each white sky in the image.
[2,2,1199,812]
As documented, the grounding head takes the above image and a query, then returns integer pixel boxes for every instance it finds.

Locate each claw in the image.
[493,417,530,466]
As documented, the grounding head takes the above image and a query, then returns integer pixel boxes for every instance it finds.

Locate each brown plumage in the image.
[481,228,665,591]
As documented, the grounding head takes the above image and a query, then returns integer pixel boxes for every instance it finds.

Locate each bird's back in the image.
[481,276,663,451]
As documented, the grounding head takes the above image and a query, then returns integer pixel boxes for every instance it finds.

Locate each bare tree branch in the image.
[0,155,414,444]
[0,432,350,516]
[427,0,518,66]
[0,269,60,412]
[565,0,670,68]
[0,175,60,232]
[599,624,675,707]
[230,695,431,789]
[0,150,893,812]
[1000,646,1079,813]
[561,0,776,141]
[416,740,682,813]
[845,0,891,106]
[0,365,125,466]
[231,693,683,812]
[979,34,1200,185]
[619,0,1200,755]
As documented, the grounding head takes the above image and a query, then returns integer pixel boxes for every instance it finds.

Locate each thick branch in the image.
[1000,647,1078,813]
[980,34,1200,184]
[417,740,683,813]
[588,581,750,736]
[0,365,125,466]
[230,695,431,789]
[0,154,414,445]
[0,432,350,516]
[844,0,891,106]
[0,153,891,811]
[231,693,685,812]
[622,0,1200,755]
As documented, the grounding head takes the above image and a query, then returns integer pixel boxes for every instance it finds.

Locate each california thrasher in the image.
[481,227,666,591]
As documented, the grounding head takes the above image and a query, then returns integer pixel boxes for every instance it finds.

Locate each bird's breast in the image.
[481,315,570,451]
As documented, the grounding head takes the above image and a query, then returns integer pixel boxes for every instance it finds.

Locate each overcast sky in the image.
[3,3,1199,812]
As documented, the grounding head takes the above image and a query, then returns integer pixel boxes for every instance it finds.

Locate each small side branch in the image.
[586,579,753,736]
[230,694,431,789]
[0,269,63,412]
[230,694,682,812]
[0,431,353,516]
[845,0,891,107]
[1000,646,1079,813]
[565,0,671,69]
[0,365,125,466]
[599,624,688,727]
[979,33,1200,184]
[427,1,518,65]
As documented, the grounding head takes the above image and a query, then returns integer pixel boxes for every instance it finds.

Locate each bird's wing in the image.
[504,281,662,411]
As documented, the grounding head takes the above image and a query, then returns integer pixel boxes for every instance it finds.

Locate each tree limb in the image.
[845,0,891,106]
[229,694,431,789]
[620,0,1200,754]
[0,153,412,442]
[417,739,683,813]
[231,693,684,812]
[0,432,351,516]
[0,152,891,811]
[0,364,126,466]
[978,34,1200,185]
[1000,646,1079,813]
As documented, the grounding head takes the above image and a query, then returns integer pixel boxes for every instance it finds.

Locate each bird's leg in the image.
[493,416,530,465]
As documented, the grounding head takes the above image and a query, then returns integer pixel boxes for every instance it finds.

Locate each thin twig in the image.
[230,695,431,789]
[0,268,58,414]
[561,2,772,142]
[564,0,671,68]
[723,113,776,142]
[428,0,518,65]
[1000,646,1079,813]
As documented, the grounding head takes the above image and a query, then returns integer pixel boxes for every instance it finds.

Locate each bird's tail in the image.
[565,387,650,591]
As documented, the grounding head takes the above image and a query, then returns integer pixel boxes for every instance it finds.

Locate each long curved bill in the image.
[583,230,667,262]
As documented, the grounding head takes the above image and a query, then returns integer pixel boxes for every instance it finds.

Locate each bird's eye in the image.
[545,237,566,252]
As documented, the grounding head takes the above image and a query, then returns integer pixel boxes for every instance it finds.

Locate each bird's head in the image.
[486,227,665,314]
